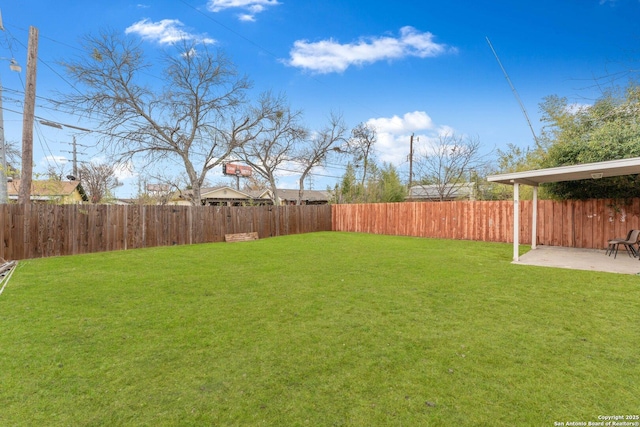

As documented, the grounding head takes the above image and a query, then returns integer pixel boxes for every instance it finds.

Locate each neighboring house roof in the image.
[277,189,330,203]
[7,180,89,203]
[200,186,255,200]
[407,183,475,201]
[177,186,272,205]
[176,186,329,205]
[246,189,272,200]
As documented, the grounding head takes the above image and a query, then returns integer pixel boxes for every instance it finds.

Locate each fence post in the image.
[189,206,193,246]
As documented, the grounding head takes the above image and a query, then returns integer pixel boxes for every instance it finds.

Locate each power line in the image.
[3,22,87,95]
[180,0,283,64]
[2,15,358,187]
[34,121,63,171]
[486,37,539,146]
[179,0,384,119]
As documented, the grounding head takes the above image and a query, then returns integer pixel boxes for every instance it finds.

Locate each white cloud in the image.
[374,132,410,165]
[207,0,280,21]
[275,160,302,178]
[286,26,456,74]
[363,111,455,165]
[238,13,256,22]
[113,161,137,182]
[125,19,215,45]
[76,157,137,182]
[367,111,434,134]
[40,155,68,167]
[436,125,456,138]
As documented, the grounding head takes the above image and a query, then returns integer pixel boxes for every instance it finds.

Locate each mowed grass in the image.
[1,232,638,426]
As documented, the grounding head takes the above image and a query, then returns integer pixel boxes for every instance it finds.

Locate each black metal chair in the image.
[607,229,640,258]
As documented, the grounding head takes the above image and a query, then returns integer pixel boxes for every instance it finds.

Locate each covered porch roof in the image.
[487,156,640,261]
[488,156,640,186]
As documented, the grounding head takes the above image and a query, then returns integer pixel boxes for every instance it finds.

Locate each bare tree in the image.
[61,30,265,205]
[44,163,68,181]
[240,93,307,205]
[78,161,119,203]
[3,140,20,176]
[135,172,186,205]
[242,173,270,192]
[347,122,377,187]
[415,132,491,201]
[295,113,347,204]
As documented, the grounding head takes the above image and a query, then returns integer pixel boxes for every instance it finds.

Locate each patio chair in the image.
[607,229,640,258]
[606,229,633,256]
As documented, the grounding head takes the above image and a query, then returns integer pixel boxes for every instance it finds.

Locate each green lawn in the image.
[1,232,638,426]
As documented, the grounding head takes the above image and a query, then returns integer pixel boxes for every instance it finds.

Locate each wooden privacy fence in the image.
[2,199,636,260]
[0,204,331,260]
[331,199,640,250]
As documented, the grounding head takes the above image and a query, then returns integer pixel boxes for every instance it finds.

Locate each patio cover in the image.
[487,156,640,261]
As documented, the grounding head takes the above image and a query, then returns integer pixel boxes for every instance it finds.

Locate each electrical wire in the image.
[34,120,63,171]
[1,17,362,186]
[178,0,384,119]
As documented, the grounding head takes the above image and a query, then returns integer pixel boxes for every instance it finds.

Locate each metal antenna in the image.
[486,37,539,145]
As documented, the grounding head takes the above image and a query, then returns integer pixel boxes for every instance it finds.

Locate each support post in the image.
[513,182,520,261]
[532,186,538,250]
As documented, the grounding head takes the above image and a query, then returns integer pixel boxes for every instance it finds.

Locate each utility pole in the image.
[0,10,22,203]
[18,26,38,204]
[0,75,8,204]
[408,133,414,192]
[66,136,87,178]
[72,136,77,177]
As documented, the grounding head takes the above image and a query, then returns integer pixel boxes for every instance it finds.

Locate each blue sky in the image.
[1,0,639,197]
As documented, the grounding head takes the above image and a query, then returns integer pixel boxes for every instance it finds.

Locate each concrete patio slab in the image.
[514,245,640,275]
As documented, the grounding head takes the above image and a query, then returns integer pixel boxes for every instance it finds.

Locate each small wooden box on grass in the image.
[224,232,259,243]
